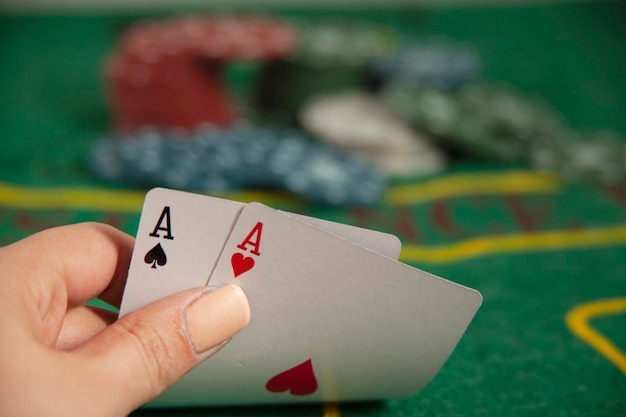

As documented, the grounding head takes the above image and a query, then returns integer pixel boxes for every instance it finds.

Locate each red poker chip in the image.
[108,66,223,93]
[108,67,235,130]
[117,16,296,62]
[105,16,296,131]
[112,95,235,131]
[110,93,236,131]
[106,55,218,89]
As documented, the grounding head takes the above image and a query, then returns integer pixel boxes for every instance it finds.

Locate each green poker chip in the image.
[254,62,368,126]
[383,82,567,163]
[289,20,396,67]
[253,21,397,126]
[385,80,626,186]
[531,131,626,186]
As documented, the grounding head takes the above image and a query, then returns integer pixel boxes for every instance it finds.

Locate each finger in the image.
[73,285,250,414]
[56,305,118,350]
[2,222,134,308]
[0,222,133,347]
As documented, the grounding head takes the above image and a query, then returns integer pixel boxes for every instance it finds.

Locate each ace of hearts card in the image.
[120,188,482,406]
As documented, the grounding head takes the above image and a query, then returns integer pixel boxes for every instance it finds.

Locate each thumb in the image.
[75,284,250,414]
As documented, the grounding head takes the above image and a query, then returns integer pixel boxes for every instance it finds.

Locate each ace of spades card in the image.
[148,201,480,406]
[120,190,246,316]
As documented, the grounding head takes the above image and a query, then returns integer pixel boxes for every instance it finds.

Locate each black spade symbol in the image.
[144,243,167,269]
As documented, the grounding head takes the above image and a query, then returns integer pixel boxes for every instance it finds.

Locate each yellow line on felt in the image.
[323,403,340,417]
[400,225,626,264]
[0,183,146,213]
[2,180,626,263]
[0,182,289,212]
[0,171,559,212]
[386,171,560,205]
[565,298,626,376]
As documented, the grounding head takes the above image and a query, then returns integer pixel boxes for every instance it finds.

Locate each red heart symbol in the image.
[265,359,318,396]
[231,252,254,278]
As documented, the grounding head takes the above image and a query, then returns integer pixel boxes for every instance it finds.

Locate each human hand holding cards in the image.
[120,188,482,406]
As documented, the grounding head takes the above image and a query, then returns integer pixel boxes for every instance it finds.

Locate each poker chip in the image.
[382,80,626,186]
[106,16,297,131]
[383,82,566,162]
[288,21,396,67]
[90,124,386,206]
[371,42,481,90]
[252,21,397,125]
[530,130,626,186]
[300,91,446,177]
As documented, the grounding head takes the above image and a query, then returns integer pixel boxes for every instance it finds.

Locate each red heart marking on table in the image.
[231,252,254,278]
[265,358,318,396]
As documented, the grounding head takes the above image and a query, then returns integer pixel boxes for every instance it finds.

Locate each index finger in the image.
[1,222,134,309]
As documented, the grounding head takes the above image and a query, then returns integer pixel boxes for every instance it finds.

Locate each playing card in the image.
[150,202,482,406]
[119,188,244,316]
[120,188,400,316]
[281,211,401,260]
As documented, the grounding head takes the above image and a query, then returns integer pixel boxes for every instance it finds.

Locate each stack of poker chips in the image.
[382,82,566,163]
[530,130,626,186]
[106,16,296,131]
[253,21,397,125]
[294,41,482,179]
[371,42,482,91]
[300,91,446,178]
[383,81,626,186]
[370,41,626,187]
[91,124,386,206]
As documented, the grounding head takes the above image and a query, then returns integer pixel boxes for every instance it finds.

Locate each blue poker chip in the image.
[265,135,386,205]
[199,125,282,189]
[90,123,386,206]
[372,43,481,90]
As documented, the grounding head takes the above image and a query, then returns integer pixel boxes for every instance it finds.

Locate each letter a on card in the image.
[231,222,263,278]
[149,206,174,240]
[236,221,263,255]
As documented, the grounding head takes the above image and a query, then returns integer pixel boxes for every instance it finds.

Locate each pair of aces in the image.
[120,188,482,407]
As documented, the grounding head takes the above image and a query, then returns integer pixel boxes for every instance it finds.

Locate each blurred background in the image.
[0,0,625,416]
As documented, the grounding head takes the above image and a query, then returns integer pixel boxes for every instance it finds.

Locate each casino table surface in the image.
[1,1,625,416]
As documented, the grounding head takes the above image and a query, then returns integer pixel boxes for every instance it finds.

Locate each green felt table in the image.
[1,2,625,416]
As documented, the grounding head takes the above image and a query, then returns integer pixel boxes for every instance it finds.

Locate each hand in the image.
[0,223,250,416]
